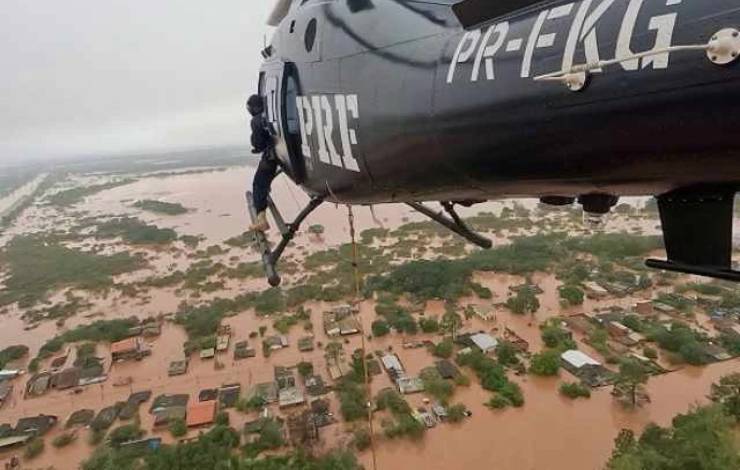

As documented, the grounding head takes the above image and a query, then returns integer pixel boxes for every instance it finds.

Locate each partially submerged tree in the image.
[615,358,649,407]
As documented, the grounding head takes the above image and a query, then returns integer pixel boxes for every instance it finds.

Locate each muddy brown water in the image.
[0,167,737,469]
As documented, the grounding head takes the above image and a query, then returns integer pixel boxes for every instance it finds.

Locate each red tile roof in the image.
[186,400,217,427]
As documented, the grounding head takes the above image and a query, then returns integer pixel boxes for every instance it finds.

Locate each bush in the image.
[530,350,561,376]
[418,317,440,334]
[383,414,426,440]
[256,419,284,450]
[0,344,29,369]
[433,339,454,359]
[108,424,143,447]
[133,200,188,215]
[88,429,106,446]
[297,361,314,378]
[649,322,708,365]
[643,346,658,360]
[486,395,511,409]
[96,217,178,245]
[541,321,576,351]
[495,341,519,367]
[375,389,411,415]
[499,382,524,407]
[24,438,44,459]
[352,428,371,451]
[337,379,368,422]
[215,412,230,427]
[505,285,540,315]
[371,320,390,337]
[52,432,76,448]
[558,285,584,306]
[447,404,468,423]
[420,368,454,404]
[454,374,471,387]
[560,382,591,399]
[374,303,418,334]
[169,418,187,438]
[236,395,266,413]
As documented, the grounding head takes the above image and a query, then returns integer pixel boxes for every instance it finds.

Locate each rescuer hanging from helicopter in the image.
[247,94,278,232]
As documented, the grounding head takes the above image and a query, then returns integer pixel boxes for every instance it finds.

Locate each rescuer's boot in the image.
[250,211,270,232]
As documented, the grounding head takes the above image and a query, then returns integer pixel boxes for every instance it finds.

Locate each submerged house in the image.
[380,354,405,381]
[470,333,498,354]
[561,350,613,387]
[51,367,81,390]
[111,337,150,362]
[397,376,424,395]
[186,400,217,428]
[15,415,58,436]
[323,307,360,337]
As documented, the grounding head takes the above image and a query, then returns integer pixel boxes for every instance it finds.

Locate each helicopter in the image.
[247,0,740,286]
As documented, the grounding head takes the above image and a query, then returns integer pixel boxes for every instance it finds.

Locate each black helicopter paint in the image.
[247,0,740,286]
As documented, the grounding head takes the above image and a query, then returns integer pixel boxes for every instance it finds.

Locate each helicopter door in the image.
[258,62,307,184]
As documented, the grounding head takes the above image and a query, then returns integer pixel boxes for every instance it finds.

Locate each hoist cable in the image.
[347,204,378,470]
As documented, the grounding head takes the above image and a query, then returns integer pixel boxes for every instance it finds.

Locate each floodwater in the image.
[0,173,48,216]
[0,166,737,470]
[363,358,740,470]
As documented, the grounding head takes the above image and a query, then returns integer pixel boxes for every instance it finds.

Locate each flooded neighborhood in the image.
[0,157,738,469]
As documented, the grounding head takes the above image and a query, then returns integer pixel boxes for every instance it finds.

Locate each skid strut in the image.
[246,191,323,287]
[407,201,492,249]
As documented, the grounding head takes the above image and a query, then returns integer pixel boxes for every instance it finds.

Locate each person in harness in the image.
[247,94,279,232]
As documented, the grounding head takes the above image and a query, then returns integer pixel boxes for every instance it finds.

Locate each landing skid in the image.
[647,186,740,282]
[245,191,324,287]
[407,201,492,249]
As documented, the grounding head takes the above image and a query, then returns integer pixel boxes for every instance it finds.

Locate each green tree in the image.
[297,361,314,378]
[558,285,584,306]
[495,341,519,367]
[52,432,76,448]
[607,405,740,470]
[529,350,560,376]
[24,438,44,459]
[505,285,540,315]
[447,404,468,423]
[371,320,390,337]
[541,320,576,350]
[168,418,187,438]
[616,358,649,407]
[440,309,462,338]
[352,427,371,451]
[710,372,740,421]
[418,316,440,334]
[433,339,454,359]
[559,382,591,399]
[420,368,454,404]
[337,378,367,422]
[108,423,144,447]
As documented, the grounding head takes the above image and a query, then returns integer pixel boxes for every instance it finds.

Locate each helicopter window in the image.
[452,0,546,28]
[304,18,317,52]
[284,75,300,135]
[290,20,296,33]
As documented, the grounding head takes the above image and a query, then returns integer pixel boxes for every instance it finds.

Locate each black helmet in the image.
[247,95,264,116]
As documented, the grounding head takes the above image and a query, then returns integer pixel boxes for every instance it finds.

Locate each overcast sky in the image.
[0,0,274,162]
